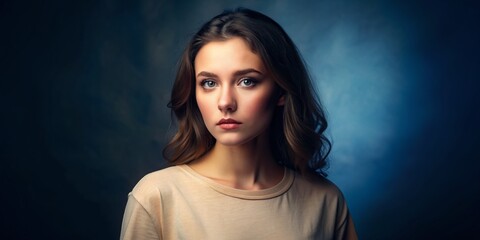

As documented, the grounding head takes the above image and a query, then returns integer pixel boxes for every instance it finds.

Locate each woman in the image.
[121,8,357,240]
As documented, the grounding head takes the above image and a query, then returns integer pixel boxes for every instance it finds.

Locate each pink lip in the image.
[217,118,242,130]
[217,118,242,125]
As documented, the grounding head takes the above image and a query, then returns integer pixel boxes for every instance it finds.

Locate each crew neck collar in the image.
[179,164,295,200]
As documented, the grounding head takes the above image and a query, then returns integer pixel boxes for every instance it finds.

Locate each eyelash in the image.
[199,78,258,89]
[200,80,217,89]
[239,78,258,87]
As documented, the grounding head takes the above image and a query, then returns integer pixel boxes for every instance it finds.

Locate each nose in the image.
[218,86,237,112]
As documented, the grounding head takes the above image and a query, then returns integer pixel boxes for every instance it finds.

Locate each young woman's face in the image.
[194,37,283,146]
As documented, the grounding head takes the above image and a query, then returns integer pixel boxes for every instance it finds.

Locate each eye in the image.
[200,80,217,89]
[239,78,257,88]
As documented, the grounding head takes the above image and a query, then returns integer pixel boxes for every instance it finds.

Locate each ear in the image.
[277,94,285,106]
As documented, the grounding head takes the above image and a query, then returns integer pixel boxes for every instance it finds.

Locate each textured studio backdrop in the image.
[2,0,479,239]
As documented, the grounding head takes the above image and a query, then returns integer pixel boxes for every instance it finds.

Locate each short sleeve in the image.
[120,193,161,240]
[334,193,358,240]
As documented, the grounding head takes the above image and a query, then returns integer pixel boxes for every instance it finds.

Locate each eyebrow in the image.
[196,68,264,78]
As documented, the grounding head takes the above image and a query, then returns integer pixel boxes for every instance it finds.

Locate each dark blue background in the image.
[2,0,479,239]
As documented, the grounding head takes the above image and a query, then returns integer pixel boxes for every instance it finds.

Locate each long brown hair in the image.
[163,8,331,176]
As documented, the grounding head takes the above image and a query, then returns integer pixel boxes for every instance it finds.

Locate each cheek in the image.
[196,94,213,121]
[243,92,277,117]
[196,97,207,116]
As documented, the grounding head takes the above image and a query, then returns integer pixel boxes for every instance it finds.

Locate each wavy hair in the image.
[163,8,331,176]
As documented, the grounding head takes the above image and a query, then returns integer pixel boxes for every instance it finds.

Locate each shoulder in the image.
[133,166,183,190]
[133,166,183,188]
[129,166,187,207]
[293,173,353,224]
[293,172,346,203]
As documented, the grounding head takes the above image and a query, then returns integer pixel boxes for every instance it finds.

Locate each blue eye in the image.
[201,80,217,89]
[239,78,257,87]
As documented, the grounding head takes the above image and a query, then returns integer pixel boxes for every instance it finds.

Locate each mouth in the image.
[217,118,242,125]
[217,118,242,130]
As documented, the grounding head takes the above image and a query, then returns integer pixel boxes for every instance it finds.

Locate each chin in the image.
[213,135,260,147]
[213,134,245,145]
[215,139,247,147]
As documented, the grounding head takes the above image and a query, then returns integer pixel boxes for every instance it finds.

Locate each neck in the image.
[189,136,284,190]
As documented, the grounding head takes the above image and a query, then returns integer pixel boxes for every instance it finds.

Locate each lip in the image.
[217,118,242,130]
[217,118,242,124]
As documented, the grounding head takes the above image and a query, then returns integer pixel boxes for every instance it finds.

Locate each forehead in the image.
[194,37,266,75]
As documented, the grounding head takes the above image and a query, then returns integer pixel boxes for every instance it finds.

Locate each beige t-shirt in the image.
[121,165,357,240]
